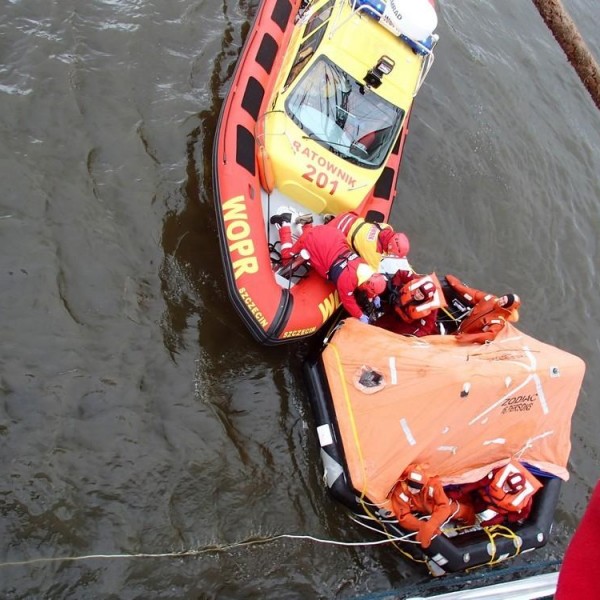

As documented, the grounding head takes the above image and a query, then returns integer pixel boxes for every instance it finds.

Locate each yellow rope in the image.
[479,523,522,567]
[329,340,427,565]
[330,341,368,501]
[440,305,460,322]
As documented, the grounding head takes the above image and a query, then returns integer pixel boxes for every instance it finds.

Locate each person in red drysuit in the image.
[271,212,387,322]
[555,480,600,598]
[375,268,440,336]
[390,464,475,549]
[446,274,521,344]
[325,211,410,270]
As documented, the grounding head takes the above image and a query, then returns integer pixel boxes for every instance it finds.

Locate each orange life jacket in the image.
[479,461,542,517]
[395,273,446,323]
[446,275,520,343]
[457,296,521,344]
[390,475,475,545]
[445,274,493,305]
[391,477,451,528]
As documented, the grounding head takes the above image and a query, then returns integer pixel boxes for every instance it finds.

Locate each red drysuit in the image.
[287,225,374,320]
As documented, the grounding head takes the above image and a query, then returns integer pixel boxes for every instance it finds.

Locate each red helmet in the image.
[386,232,410,257]
[359,272,387,298]
[504,473,526,494]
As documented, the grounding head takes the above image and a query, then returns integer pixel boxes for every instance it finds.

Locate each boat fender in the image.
[257,144,275,194]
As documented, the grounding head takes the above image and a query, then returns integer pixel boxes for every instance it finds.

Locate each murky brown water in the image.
[1,0,599,598]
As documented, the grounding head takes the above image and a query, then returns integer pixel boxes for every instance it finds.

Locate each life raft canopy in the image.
[319,319,586,505]
[351,0,439,55]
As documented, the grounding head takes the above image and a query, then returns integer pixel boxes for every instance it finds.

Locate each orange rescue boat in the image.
[213,0,438,344]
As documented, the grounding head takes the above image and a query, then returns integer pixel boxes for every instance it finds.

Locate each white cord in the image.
[0,531,420,569]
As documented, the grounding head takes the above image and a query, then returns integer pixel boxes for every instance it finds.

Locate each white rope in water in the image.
[0,532,417,569]
[348,515,420,544]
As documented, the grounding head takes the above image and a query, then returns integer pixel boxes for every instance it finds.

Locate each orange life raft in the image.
[304,316,586,573]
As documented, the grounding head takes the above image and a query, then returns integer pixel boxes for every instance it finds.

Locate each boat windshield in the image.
[285,57,404,169]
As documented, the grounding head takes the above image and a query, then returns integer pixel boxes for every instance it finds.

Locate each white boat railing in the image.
[405,571,559,600]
